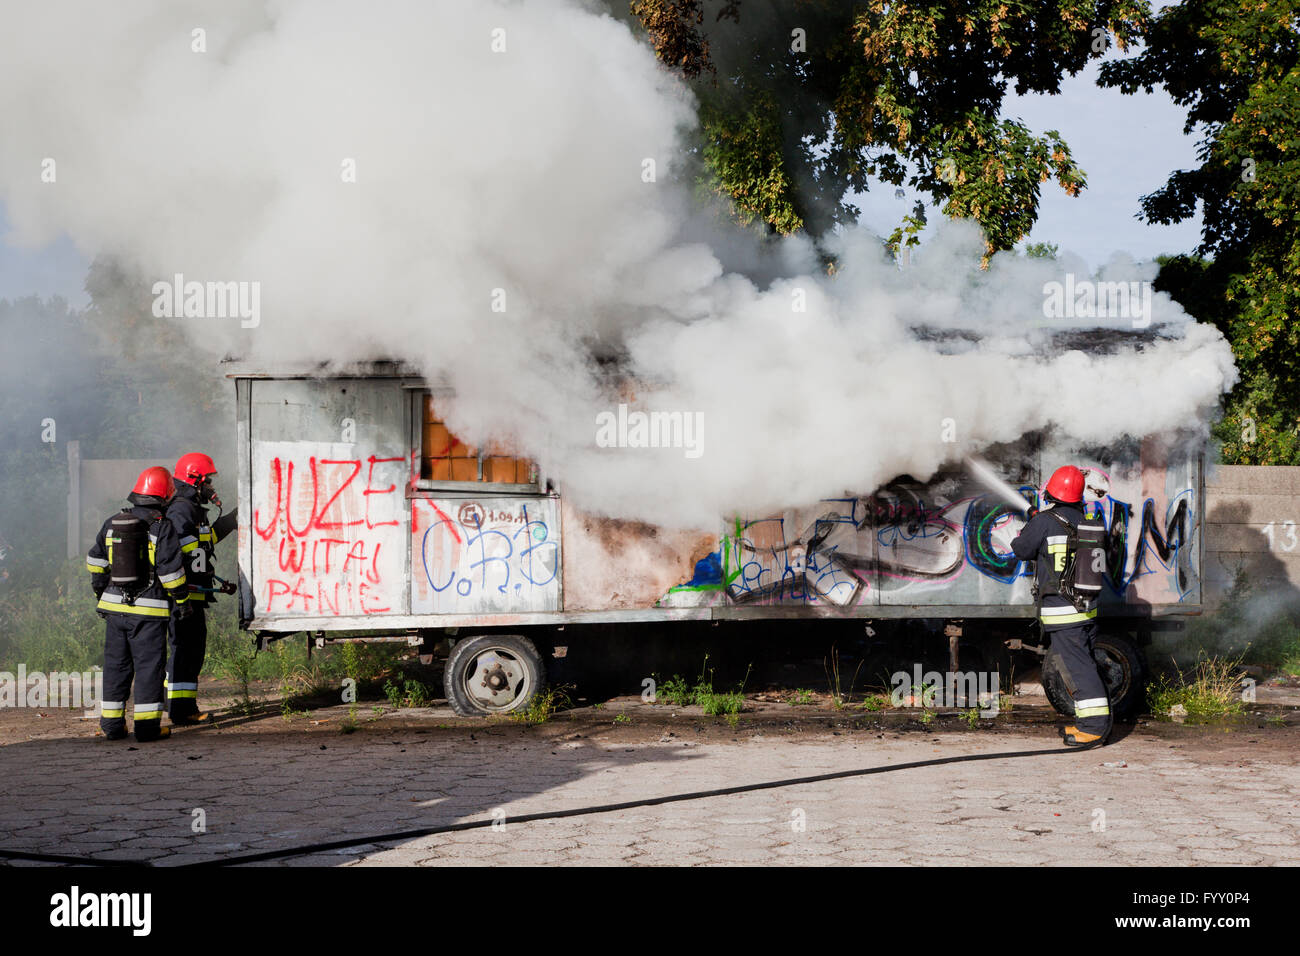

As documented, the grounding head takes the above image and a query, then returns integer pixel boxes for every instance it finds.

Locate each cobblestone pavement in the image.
[1,706,1297,866]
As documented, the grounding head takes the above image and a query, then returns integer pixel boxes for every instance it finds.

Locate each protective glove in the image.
[174,600,195,621]
[1024,505,1039,520]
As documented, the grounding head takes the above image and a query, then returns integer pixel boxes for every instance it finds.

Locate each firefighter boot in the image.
[1062,724,1109,747]
[170,711,212,726]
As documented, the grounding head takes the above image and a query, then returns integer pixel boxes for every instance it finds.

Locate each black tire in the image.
[443,634,546,717]
[1042,631,1146,719]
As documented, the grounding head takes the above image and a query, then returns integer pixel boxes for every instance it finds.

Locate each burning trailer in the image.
[231,362,1202,717]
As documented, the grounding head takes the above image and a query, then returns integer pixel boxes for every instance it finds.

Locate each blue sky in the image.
[857,57,1204,267]
[0,53,1203,308]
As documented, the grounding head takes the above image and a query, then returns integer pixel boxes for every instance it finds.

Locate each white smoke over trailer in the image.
[0,0,1237,528]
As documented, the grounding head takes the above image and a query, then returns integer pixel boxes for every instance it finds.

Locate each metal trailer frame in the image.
[230,362,1199,718]
[231,363,1204,644]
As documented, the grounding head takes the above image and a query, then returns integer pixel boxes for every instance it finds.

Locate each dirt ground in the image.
[1,676,1297,867]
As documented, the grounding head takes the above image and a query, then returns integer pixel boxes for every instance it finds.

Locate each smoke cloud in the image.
[0,0,1237,528]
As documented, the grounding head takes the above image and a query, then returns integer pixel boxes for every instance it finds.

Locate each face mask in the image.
[198,477,221,508]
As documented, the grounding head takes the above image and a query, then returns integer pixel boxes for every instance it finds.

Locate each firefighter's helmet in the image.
[1044,465,1084,504]
[132,466,175,500]
[175,452,218,486]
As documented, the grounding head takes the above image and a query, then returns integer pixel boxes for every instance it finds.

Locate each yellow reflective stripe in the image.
[134,709,163,720]
[158,569,185,584]
[87,563,107,574]
[1039,609,1097,625]
[148,541,157,564]
[167,689,198,699]
[97,599,170,618]
[161,579,186,591]
[180,541,199,553]
[1076,705,1110,718]
[101,707,125,718]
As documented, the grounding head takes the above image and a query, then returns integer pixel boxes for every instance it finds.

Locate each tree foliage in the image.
[0,263,231,591]
[1102,0,1300,463]
[625,0,1149,255]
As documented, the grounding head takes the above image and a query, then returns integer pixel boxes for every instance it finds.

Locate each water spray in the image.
[964,456,1036,513]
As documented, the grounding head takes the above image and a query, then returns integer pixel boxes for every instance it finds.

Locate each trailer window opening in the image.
[418,393,538,488]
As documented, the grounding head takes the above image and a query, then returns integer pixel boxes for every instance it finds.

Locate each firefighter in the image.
[86,466,190,742]
[165,452,237,724]
[1011,465,1111,747]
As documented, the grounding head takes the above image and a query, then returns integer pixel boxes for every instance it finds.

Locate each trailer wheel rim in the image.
[460,647,530,713]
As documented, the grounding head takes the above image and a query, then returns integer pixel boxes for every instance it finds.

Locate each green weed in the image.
[511,685,572,726]
[382,678,430,709]
[1148,654,1248,722]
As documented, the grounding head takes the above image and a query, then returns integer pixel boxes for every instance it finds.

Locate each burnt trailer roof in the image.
[221,357,435,382]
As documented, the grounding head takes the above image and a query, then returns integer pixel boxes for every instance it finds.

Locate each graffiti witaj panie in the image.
[250,445,409,616]
[658,459,1198,612]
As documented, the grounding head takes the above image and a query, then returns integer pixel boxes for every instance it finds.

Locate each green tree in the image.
[1100,0,1300,463]
[623,0,1148,256]
[0,261,233,593]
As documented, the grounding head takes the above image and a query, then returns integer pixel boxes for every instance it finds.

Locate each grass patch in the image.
[1147,654,1249,722]
[0,559,104,673]
[383,677,431,709]
[699,689,744,715]
[652,656,749,717]
[510,685,572,726]
[788,688,816,706]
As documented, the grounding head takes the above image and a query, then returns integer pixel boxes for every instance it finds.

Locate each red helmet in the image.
[132,466,175,500]
[175,452,218,486]
[1044,465,1084,503]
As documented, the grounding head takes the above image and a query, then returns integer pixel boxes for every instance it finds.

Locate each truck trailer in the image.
[232,362,1202,716]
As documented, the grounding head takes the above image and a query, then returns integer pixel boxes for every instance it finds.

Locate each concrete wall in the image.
[65,441,184,558]
[1204,465,1300,609]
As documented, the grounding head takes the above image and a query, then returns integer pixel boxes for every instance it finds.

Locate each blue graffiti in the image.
[421,504,558,599]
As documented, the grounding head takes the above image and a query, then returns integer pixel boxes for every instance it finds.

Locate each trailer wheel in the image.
[1042,632,1146,720]
[444,634,545,717]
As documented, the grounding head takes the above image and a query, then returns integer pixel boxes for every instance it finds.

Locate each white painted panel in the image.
[411,497,560,614]
[250,441,408,618]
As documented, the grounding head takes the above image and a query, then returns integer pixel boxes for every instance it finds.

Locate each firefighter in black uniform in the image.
[165,452,237,723]
[86,466,190,741]
[1011,465,1112,747]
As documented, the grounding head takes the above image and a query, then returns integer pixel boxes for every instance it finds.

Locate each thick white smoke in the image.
[0,0,1237,528]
